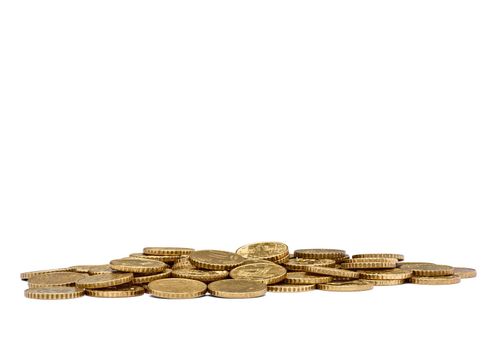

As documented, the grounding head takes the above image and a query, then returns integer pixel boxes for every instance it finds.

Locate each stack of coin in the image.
[21,242,476,300]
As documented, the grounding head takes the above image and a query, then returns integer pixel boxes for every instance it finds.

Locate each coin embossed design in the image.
[24,287,85,300]
[189,250,245,270]
[28,272,88,288]
[236,242,289,261]
[110,258,168,274]
[76,273,134,289]
[208,279,267,298]
[230,263,287,284]
[148,278,207,299]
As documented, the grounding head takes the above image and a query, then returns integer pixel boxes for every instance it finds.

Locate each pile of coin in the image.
[21,242,477,300]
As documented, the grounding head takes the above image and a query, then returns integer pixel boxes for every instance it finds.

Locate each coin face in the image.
[189,250,245,270]
[317,280,374,292]
[207,279,267,298]
[284,258,336,271]
[171,269,229,282]
[110,258,168,274]
[230,263,287,284]
[85,285,145,298]
[147,278,207,299]
[453,267,477,279]
[294,249,346,259]
[143,247,194,256]
[24,287,85,300]
[236,242,289,261]
[76,273,134,289]
[28,272,88,288]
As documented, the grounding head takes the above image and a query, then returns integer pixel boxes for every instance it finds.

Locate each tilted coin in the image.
[302,266,360,279]
[147,278,207,299]
[410,275,461,285]
[317,280,374,292]
[344,258,399,263]
[358,268,412,280]
[283,258,336,271]
[453,267,477,279]
[267,284,315,293]
[207,279,267,299]
[283,272,333,285]
[172,256,196,270]
[409,264,454,277]
[236,242,289,261]
[88,265,115,275]
[230,263,287,284]
[20,267,73,281]
[361,279,405,286]
[69,265,104,273]
[274,254,290,264]
[85,285,145,298]
[129,253,177,263]
[24,287,85,300]
[143,247,194,256]
[133,269,172,284]
[28,272,88,288]
[294,249,346,259]
[189,250,245,270]
[352,253,404,261]
[398,262,436,270]
[171,269,228,282]
[341,261,397,269]
[76,273,134,289]
[110,258,168,274]
[241,259,279,265]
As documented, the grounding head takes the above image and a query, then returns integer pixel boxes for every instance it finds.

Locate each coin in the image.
[317,280,374,292]
[352,253,404,261]
[358,269,412,280]
[110,258,168,274]
[236,242,289,261]
[85,285,145,298]
[24,287,85,300]
[20,267,73,281]
[76,273,134,289]
[129,253,177,263]
[172,256,196,270]
[147,278,207,299]
[453,267,477,279]
[230,263,287,284]
[267,284,315,293]
[133,270,172,284]
[143,247,194,256]
[28,272,88,288]
[241,259,279,265]
[409,264,454,277]
[283,272,333,285]
[283,258,336,271]
[410,275,461,285]
[88,265,115,275]
[344,258,399,263]
[361,279,405,286]
[189,250,245,270]
[171,269,229,282]
[302,266,360,279]
[207,279,267,298]
[69,265,104,273]
[341,261,397,269]
[294,249,346,259]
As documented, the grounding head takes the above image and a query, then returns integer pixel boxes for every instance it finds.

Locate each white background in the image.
[0,1,487,349]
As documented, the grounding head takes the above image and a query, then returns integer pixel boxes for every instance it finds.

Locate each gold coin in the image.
[69,265,104,273]
[294,249,346,259]
[344,258,399,263]
[398,262,435,267]
[283,258,336,271]
[76,273,134,289]
[358,268,412,280]
[267,284,315,292]
[317,280,373,292]
[20,267,73,281]
[110,258,168,274]
[302,266,360,279]
[171,269,229,282]
[28,272,88,288]
[283,272,333,285]
[241,259,279,265]
[230,263,287,284]
[410,275,461,285]
[274,254,290,264]
[352,253,404,261]
[172,256,196,270]
[236,242,289,261]
[24,286,85,300]
[85,285,145,298]
[143,247,194,256]
[207,279,267,298]
[88,265,115,275]
[361,279,405,286]
[189,250,245,270]
[133,269,172,284]
[129,253,177,263]
[341,261,397,269]
[453,267,477,279]
[409,264,454,277]
[147,278,207,299]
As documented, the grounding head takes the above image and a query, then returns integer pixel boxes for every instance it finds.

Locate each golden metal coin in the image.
[344,258,399,263]
[189,250,245,270]
[362,279,405,286]
[358,268,412,280]
[453,267,477,279]
[267,284,315,292]
[283,258,336,271]
[133,269,172,284]
[317,280,373,292]
[283,272,333,285]
[69,265,104,273]
[143,247,194,256]
[28,272,88,288]
[352,253,404,261]
[147,278,207,299]
[274,254,290,264]
[230,263,287,284]
[110,258,168,274]
[24,287,85,300]
[207,279,267,298]
[171,269,228,282]
[302,266,360,279]
[241,259,278,265]
[410,275,461,285]
[88,265,115,275]
[341,261,397,269]
[172,256,196,270]
[85,285,145,298]
[409,264,454,277]
[236,242,289,261]
[76,273,133,289]
[20,267,73,281]
[129,253,177,263]
[294,249,346,259]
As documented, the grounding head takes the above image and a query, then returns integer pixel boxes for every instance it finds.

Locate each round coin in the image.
[28,272,88,288]
[283,272,333,285]
[294,249,346,259]
[85,285,145,298]
[171,269,229,282]
[267,284,315,293]
[143,247,194,256]
[410,275,461,285]
[236,242,289,261]
[361,279,405,286]
[208,279,267,298]
[76,273,134,289]
[129,253,177,263]
[317,280,374,292]
[409,264,454,277]
[230,263,287,284]
[352,253,404,261]
[189,250,245,270]
[110,258,168,274]
[147,278,207,299]
[69,265,104,273]
[21,268,75,281]
[358,269,412,280]
[133,269,172,284]
[88,265,115,275]
[283,258,336,271]
[302,266,360,279]
[341,261,397,269]
[24,286,85,300]
[453,267,477,279]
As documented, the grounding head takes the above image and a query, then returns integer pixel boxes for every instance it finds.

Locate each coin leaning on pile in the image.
[21,242,476,300]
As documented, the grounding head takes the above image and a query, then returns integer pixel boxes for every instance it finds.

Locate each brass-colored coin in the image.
[352,253,404,261]
[294,249,346,259]
[147,278,207,299]
[302,266,360,279]
[345,258,399,263]
[76,273,133,289]
[20,267,73,281]
[274,254,290,264]
[143,247,194,256]
[317,280,374,292]
[341,261,397,269]
[129,253,177,263]
[207,279,267,298]
[189,250,245,270]
[110,258,168,274]
[171,269,228,282]
[267,284,315,293]
[398,262,436,270]
[409,264,454,277]
[410,275,461,285]
[230,263,287,284]
[69,265,104,273]
[236,242,289,261]
[88,265,115,275]
[241,259,278,265]
[133,269,172,284]
[283,258,336,271]
[361,279,405,286]
[358,269,412,280]
[283,272,333,285]
[85,285,145,298]
[172,256,196,270]
[28,272,88,288]
[24,287,85,300]
[453,267,477,279]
